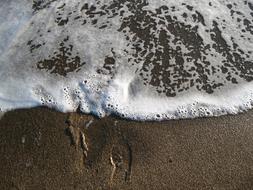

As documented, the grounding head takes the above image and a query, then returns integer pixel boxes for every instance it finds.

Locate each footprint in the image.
[65,125,80,147]
[109,138,132,186]
[65,115,90,170]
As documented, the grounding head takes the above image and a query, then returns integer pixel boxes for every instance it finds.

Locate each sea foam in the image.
[0,0,252,120]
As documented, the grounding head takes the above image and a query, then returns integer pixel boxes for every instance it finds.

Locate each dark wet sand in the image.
[0,107,253,190]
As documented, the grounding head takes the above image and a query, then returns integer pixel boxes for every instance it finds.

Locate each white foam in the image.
[105,77,253,120]
[0,0,252,120]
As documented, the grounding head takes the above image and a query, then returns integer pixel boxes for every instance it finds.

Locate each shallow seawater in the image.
[0,0,252,120]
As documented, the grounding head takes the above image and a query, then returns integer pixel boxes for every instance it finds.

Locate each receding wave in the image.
[0,0,253,120]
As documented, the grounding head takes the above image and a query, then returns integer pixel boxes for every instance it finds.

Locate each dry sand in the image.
[0,107,253,189]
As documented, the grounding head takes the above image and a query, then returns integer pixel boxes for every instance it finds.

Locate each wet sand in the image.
[0,107,253,190]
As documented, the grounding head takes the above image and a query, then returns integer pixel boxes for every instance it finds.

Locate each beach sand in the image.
[0,107,253,189]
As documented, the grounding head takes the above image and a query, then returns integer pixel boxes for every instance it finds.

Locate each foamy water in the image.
[0,0,253,120]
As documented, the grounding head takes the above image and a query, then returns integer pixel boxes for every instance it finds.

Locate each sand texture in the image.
[0,107,253,189]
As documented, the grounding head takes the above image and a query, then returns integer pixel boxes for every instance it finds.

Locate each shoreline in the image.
[0,107,253,189]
